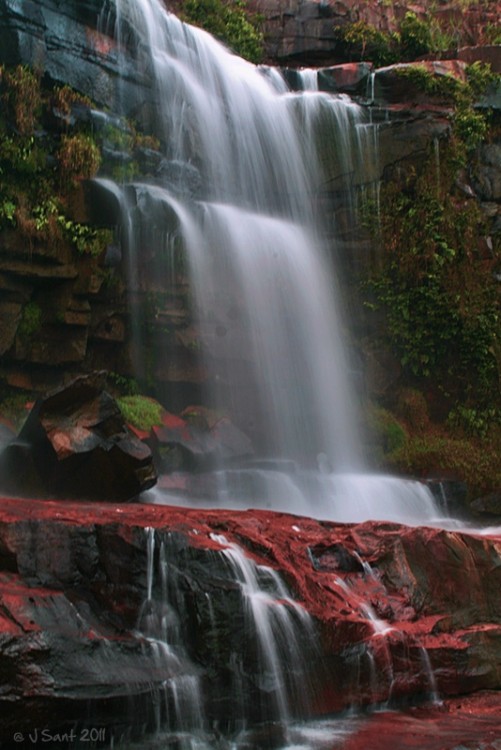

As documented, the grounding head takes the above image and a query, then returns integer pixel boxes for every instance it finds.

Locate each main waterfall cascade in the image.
[99,0,444,524]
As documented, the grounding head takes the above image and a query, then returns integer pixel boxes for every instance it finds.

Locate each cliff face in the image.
[2,496,501,742]
[250,0,500,64]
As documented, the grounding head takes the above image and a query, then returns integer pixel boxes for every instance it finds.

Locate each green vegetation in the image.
[394,63,498,158]
[57,134,102,186]
[334,20,400,67]
[367,404,408,461]
[182,0,264,63]
[3,65,42,136]
[485,23,501,44]
[361,62,501,497]
[0,65,162,261]
[18,301,42,340]
[0,66,108,259]
[106,372,140,396]
[364,389,501,499]
[335,11,468,65]
[117,395,163,431]
[394,65,462,100]
[364,149,498,392]
[32,199,113,256]
[388,434,501,498]
[0,199,16,226]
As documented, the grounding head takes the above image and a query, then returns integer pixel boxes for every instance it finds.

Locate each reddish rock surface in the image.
[2,495,501,740]
[342,691,501,750]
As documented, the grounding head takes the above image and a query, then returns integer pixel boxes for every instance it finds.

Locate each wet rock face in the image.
[1,499,501,739]
[0,372,157,501]
[0,0,152,119]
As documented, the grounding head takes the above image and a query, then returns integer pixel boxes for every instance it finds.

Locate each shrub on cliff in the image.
[182,0,264,63]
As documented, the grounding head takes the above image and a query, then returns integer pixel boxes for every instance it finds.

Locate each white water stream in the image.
[102,0,444,525]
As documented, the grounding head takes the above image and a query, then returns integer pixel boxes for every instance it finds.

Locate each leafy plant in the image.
[182,0,264,63]
[363,137,499,402]
[447,405,501,439]
[334,12,459,67]
[394,65,461,101]
[453,107,488,152]
[32,199,112,256]
[334,21,399,67]
[389,434,501,497]
[399,12,434,59]
[465,61,499,98]
[52,85,93,121]
[0,200,16,226]
[484,23,501,44]
[367,404,408,457]
[106,372,140,396]
[57,133,102,186]
[3,66,41,136]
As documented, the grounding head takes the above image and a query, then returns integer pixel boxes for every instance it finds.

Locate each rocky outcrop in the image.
[0,373,156,501]
[1,497,501,740]
[0,0,153,119]
[251,0,499,63]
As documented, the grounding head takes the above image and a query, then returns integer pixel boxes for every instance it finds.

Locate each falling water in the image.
[296,67,319,91]
[135,528,206,746]
[335,554,441,709]
[210,533,316,728]
[128,528,321,748]
[101,0,444,525]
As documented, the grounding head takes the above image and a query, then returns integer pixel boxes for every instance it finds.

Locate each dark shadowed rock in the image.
[0,0,154,122]
[148,407,254,471]
[318,62,373,94]
[0,372,156,501]
[471,491,501,518]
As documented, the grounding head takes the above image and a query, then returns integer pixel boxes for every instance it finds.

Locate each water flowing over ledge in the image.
[91,0,446,527]
[1,496,501,747]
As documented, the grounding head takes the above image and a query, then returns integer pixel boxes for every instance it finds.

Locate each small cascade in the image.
[297,67,319,91]
[135,528,207,747]
[334,553,441,709]
[210,533,317,728]
[130,528,320,746]
[434,136,441,197]
[366,71,376,105]
[334,573,396,707]
[418,645,440,704]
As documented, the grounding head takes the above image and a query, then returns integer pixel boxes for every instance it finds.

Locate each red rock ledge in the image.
[1,495,501,739]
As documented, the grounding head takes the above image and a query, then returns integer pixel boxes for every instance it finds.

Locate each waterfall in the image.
[210,533,316,727]
[131,527,319,747]
[334,555,441,709]
[101,0,443,525]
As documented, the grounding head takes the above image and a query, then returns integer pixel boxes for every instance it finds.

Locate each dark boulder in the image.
[0,372,156,501]
[471,490,501,518]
